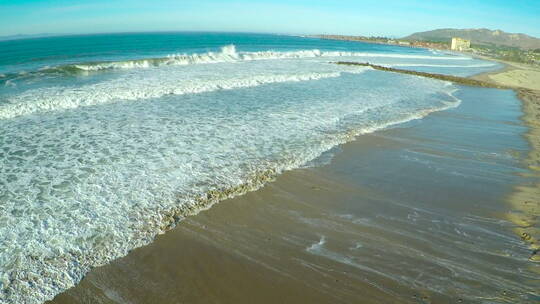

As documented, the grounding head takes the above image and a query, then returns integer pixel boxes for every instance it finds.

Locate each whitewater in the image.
[0,34,498,303]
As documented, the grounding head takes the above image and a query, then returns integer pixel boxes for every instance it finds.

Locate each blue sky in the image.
[1,0,539,37]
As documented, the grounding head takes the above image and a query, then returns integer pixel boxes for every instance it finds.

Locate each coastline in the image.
[340,58,540,260]
[313,35,450,50]
[48,59,540,303]
[471,60,540,261]
[471,59,540,91]
[508,89,540,261]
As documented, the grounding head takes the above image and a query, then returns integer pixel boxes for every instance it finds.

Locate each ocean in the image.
[0,32,509,303]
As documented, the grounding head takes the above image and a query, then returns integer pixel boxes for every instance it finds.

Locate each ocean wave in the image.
[71,45,471,71]
[0,45,475,89]
[0,69,367,120]
[13,45,469,76]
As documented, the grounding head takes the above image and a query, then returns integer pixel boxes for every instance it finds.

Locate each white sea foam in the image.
[68,44,471,72]
[307,236,327,253]
[0,59,369,120]
[0,72,342,119]
[1,43,480,121]
[3,80,15,87]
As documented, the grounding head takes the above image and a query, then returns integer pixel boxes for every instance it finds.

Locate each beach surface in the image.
[472,61,540,262]
[472,60,540,91]
[50,80,540,303]
[2,33,538,303]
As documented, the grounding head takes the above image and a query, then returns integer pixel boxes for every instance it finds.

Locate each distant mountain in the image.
[403,28,540,50]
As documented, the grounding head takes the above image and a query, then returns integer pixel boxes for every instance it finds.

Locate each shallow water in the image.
[0,33,508,303]
[51,87,538,304]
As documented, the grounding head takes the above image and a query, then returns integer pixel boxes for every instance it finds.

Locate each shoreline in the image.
[340,58,540,260]
[48,59,540,303]
[472,60,540,261]
[315,35,540,70]
[508,89,540,262]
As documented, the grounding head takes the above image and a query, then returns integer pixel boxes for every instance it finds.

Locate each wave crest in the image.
[0,70,364,120]
[48,44,471,73]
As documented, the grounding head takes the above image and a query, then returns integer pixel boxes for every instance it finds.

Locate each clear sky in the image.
[0,0,539,38]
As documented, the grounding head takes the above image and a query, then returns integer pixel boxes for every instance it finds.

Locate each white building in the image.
[451,37,471,51]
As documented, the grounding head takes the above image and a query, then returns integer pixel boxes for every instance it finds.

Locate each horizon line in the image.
[1,27,538,43]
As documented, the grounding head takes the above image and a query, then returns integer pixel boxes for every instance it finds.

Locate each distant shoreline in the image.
[313,34,451,50]
[315,34,540,69]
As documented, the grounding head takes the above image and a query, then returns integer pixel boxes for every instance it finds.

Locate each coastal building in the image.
[451,37,471,51]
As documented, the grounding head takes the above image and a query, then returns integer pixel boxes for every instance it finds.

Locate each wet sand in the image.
[507,90,540,263]
[340,59,540,263]
[474,62,540,263]
[49,85,540,303]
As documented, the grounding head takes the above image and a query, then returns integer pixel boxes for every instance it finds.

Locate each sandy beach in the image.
[48,62,540,303]
[472,60,540,91]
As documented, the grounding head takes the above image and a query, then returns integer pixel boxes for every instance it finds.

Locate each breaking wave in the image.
[2,45,471,78]
[0,69,368,120]
[70,45,471,71]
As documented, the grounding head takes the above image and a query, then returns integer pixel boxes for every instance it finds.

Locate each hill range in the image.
[403,28,540,50]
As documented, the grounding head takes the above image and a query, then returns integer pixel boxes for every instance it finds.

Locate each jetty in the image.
[335,61,513,89]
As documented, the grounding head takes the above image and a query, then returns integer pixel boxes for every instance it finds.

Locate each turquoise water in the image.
[0,33,502,303]
[0,32,498,76]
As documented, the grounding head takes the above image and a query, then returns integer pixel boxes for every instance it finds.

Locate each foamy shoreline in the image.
[47,57,540,304]
[49,83,538,303]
